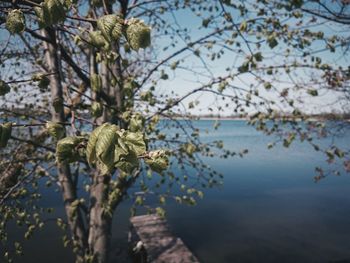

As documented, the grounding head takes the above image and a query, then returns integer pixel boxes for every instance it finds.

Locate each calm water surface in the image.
[8,120,350,263]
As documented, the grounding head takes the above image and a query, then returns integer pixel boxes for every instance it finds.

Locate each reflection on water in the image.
[6,120,350,263]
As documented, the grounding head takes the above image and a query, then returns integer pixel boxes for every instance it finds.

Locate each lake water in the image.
[6,120,350,263]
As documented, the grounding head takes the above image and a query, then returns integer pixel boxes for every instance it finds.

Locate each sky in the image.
[150,4,350,116]
[0,1,349,116]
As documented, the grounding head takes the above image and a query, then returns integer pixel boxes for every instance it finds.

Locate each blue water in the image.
[8,120,350,263]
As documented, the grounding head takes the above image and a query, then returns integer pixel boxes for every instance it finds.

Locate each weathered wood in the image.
[129,214,200,263]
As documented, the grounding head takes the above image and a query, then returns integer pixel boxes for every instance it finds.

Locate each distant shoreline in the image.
[2,108,349,122]
[168,116,350,122]
[170,117,246,121]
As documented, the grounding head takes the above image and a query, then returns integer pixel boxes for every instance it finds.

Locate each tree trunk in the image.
[88,172,112,262]
[43,28,88,262]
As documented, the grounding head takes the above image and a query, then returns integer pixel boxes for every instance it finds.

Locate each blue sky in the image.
[148,4,350,116]
[0,2,349,115]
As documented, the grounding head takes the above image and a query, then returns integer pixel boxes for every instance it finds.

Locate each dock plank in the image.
[129,214,199,263]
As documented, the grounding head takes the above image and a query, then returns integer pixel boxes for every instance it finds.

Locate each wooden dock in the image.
[129,214,200,263]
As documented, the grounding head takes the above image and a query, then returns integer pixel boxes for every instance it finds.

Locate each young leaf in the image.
[125,18,151,51]
[6,9,25,34]
[91,102,103,118]
[145,150,169,174]
[46,121,65,140]
[95,124,119,174]
[86,123,109,165]
[123,131,147,156]
[0,80,10,96]
[97,14,123,42]
[89,31,109,50]
[56,136,85,163]
[307,89,318,96]
[0,123,12,148]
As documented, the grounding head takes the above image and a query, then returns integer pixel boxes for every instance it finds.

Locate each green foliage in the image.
[94,124,119,174]
[86,124,150,175]
[125,18,151,51]
[122,131,147,156]
[91,0,103,7]
[307,89,318,96]
[32,74,50,92]
[97,14,124,42]
[283,133,296,148]
[52,97,63,113]
[34,0,67,28]
[182,143,197,157]
[239,21,247,32]
[115,130,147,173]
[89,31,109,50]
[129,113,145,132]
[145,150,169,173]
[87,124,114,173]
[90,74,102,93]
[0,80,10,96]
[155,207,166,218]
[91,102,103,118]
[6,9,25,34]
[56,136,85,163]
[267,34,278,49]
[264,82,272,90]
[0,123,12,148]
[46,121,65,140]
[1,1,348,261]
[114,136,139,174]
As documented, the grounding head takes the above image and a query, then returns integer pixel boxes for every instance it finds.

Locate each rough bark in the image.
[43,28,88,262]
[88,172,112,263]
[88,49,113,262]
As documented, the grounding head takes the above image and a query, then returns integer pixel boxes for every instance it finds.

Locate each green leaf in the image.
[95,124,119,174]
[34,7,48,28]
[125,18,151,51]
[45,0,66,25]
[6,9,26,34]
[264,82,272,90]
[182,143,197,156]
[56,136,85,163]
[37,75,50,91]
[129,113,145,132]
[283,133,295,148]
[0,80,10,96]
[307,89,318,96]
[35,0,67,28]
[52,97,63,113]
[254,52,263,62]
[91,0,103,7]
[145,150,169,174]
[123,131,147,156]
[114,144,139,174]
[326,150,334,160]
[334,148,345,158]
[46,121,65,140]
[202,18,210,28]
[238,61,249,73]
[267,34,278,49]
[291,0,303,8]
[89,31,109,50]
[90,73,102,93]
[86,123,109,165]
[91,102,103,118]
[155,207,166,218]
[97,14,123,42]
[0,122,12,148]
[239,21,247,32]
[113,133,140,173]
